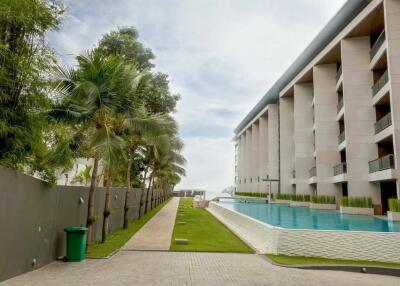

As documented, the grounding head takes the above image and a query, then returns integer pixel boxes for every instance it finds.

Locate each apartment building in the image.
[234,0,400,214]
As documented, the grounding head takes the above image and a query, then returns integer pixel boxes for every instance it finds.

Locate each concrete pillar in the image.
[268,104,280,194]
[384,0,400,198]
[313,64,341,198]
[294,83,315,195]
[259,116,269,193]
[279,96,295,194]
[341,36,380,203]
[237,135,244,192]
[251,123,259,193]
[245,128,252,192]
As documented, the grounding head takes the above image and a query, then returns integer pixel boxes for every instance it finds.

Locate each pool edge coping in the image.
[260,255,400,277]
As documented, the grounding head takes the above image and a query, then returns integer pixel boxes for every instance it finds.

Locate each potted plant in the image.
[289,194,310,207]
[387,199,400,221]
[340,196,374,215]
[310,195,336,210]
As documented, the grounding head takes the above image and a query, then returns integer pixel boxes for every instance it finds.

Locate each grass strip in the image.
[267,254,400,268]
[87,198,171,258]
[170,198,253,253]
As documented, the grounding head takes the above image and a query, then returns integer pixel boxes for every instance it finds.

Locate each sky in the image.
[49,0,346,193]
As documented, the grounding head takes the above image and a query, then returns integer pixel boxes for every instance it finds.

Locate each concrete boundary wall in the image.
[0,166,146,282]
[208,202,400,263]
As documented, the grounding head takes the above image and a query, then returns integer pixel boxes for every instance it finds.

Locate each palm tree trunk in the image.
[144,173,154,213]
[102,165,112,243]
[86,156,99,246]
[123,154,132,229]
[138,167,149,217]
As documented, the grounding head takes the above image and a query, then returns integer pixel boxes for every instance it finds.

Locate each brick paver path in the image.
[122,197,180,251]
[2,251,399,286]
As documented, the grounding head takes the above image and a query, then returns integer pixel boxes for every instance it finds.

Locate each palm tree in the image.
[153,136,186,201]
[113,109,175,228]
[142,133,185,214]
[52,49,137,243]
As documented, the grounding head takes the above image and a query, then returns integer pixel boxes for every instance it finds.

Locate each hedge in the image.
[388,199,400,212]
[311,195,336,204]
[340,196,372,208]
[235,192,268,198]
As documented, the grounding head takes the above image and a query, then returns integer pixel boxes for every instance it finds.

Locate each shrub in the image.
[340,196,372,208]
[235,192,268,198]
[311,195,336,204]
[276,193,291,200]
[388,199,400,212]
[290,194,311,202]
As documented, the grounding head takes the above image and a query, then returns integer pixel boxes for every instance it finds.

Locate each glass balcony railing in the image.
[368,154,395,173]
[375,112,392,134]
[338,131,345,144]
[333,162,347,176]
[309,167,316,178]
[336,65,342,83]
[337,98,344,113]
[370,30,386,60]
[372,70,389,97]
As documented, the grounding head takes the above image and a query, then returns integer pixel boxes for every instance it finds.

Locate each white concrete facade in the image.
[234,0,400,214]
[236,104,280,194]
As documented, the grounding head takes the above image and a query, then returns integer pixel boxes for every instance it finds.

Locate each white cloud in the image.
[49,0,346,192]
[178,137,235,192]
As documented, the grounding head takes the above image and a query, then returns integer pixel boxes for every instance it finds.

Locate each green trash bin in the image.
[64,226,88,262]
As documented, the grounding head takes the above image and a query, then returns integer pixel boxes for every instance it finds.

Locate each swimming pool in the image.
[218,200,400,232]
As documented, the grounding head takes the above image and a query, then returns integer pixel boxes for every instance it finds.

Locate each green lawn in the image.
[170,198,253,253]
[87,198,171,258]
[267,254,400,268]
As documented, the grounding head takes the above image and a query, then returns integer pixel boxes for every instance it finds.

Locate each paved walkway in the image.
[122,197,180,251]
[2,251,399,286]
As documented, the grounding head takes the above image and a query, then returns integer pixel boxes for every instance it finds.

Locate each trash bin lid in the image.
[64,226,88,233]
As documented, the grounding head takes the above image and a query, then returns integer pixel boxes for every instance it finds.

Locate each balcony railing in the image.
[375,112,392,134]
[338,131,345,144]
[337,98,344,113]
[333,162,347,176]
[370,30,386,60]
[372,70,389,97]
[336,65,342,83]
[368,154,395,173]
[309,167,316,178]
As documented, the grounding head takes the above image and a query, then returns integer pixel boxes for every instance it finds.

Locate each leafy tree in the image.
[0,0,64,182]
[142,72,180,114]
[97,26,180,114]
[98,27,154,71]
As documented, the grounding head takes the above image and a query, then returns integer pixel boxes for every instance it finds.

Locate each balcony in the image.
[372,70,389,97]
[370,30,385,60]
[337,98,344,113]
[336,65,342,83]
[369,154,394,173]
[338,131,345,144]
[375,112,392,134]
[291,170,296,185]
[333,162,347,176]
[309,167,316,178]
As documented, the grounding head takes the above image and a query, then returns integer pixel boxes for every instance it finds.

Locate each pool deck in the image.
[2,251,399,286]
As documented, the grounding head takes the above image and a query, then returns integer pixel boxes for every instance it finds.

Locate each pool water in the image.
[218,200,400,232]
